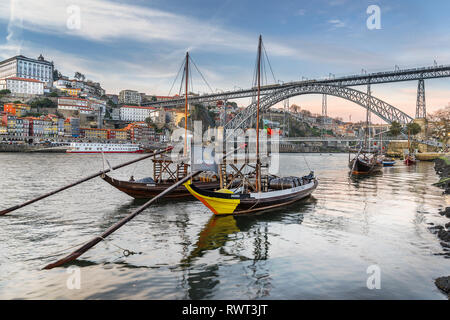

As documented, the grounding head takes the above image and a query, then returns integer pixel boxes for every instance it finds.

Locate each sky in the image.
[1,0,449,122]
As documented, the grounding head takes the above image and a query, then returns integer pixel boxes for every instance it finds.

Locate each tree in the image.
[145,117,155,127]
[406,122,421,136]
[0,89,11,95]
[429,106,450,145]
[74,72,86,81]
[53,69,61,81]
[389,121,402,136]
[31,98,56,110]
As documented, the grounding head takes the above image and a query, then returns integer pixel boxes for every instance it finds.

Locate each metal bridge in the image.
[142,64,450,128]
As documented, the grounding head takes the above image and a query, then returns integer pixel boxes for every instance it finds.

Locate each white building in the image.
[6,77,44,95]
[0,55,54,89]
[58,97,93,114]
[53,78,105,97]
[120,105,158,122]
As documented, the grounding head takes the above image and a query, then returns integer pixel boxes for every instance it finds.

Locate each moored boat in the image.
[349,154,382,174]
[67,142,143,153]
[404,155,416,166]
[382,157,396,166]
[184,36,318,216]
[184,172,318,215]
[101,173,219,199]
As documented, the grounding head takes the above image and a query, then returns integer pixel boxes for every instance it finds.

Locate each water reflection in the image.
[179,198,317,299]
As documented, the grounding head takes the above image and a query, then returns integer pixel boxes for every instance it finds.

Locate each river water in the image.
[0,153,448,299]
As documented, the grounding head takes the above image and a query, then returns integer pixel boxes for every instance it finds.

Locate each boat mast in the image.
[256,35,262,193]
[184,52,189,157]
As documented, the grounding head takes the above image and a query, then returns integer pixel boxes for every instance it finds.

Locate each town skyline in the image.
[1,0,450,122]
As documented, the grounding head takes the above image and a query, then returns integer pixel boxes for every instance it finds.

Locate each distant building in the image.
[58,97,93,114]
[5,77,44,95]
[106,94,119,105]
[120,105,157,122]
[59,87,81,97]
[3,103,31,117]
[119,90,142,105]
[54,78,105,97]
[0,55,54,89]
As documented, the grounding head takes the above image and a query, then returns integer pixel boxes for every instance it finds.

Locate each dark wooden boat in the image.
[349,154,382,175]
[101,174,219,199]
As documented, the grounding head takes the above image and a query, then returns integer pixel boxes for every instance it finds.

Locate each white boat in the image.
[66,142,143,153]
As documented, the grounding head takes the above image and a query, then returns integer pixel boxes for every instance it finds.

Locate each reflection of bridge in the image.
[143,64,450,129]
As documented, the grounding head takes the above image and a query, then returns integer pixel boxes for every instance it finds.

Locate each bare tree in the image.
[428,106,450,146]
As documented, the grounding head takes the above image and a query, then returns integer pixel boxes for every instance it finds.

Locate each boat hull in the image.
[184,179,318,215]
[349,157,382,175]
[101,174,219,199]
[67,150,144,154]
[382,161,396,167]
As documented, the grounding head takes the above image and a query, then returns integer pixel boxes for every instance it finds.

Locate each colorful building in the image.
[3,103,31,117]
[59,87,81,97]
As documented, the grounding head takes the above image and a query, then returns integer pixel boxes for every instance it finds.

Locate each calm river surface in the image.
[0,153,449,299]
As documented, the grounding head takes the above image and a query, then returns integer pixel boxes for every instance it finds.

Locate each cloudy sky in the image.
[1,0,449,122]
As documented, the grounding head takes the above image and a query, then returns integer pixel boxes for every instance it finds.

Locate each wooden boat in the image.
[349,154,382,174]
[184,173,318,215]
[382,157,396,167]
[101,173,219,199]
[404,129,416,166]
[184,36,318,215]
[404,155,416,166]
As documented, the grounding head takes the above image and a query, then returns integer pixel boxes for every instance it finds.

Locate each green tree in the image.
[145,117,155,127]
[389,121,402,136]
[406,122,421,136]
[0,89,11,95]
[31,98,56,110]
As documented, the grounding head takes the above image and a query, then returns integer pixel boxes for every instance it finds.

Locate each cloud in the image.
[328,19,346,28]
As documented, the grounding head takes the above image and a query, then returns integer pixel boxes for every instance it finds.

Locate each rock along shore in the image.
[432,156,450,298]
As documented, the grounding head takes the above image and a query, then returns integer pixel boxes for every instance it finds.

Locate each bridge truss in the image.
[225,84,414,130]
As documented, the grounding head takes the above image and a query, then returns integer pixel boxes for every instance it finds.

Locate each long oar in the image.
[0,147,173,216]
[43,170,202,270]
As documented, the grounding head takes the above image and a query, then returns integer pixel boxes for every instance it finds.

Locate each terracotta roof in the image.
[58,97,88,101]
[6,77,43,83]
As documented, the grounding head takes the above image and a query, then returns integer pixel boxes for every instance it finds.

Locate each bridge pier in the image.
[416,79,426,118]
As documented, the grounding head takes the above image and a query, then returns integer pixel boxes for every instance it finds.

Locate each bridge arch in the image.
[225,84,413,130]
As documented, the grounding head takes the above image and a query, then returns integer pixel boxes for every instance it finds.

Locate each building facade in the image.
[119,90,142,105]
[5,77,44,95]
[120,105,157,122]
[0,55,54,89]
[58,97,93,114]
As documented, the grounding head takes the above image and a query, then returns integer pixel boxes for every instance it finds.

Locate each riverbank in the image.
[432,155,450,298]
[0,143,68,153]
